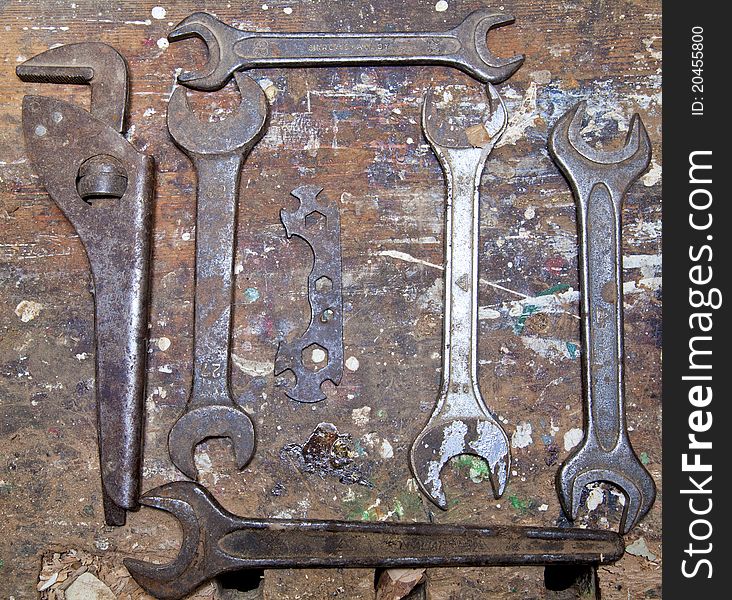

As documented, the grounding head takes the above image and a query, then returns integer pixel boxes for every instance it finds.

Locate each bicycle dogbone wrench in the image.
[18,43,154,526]
[410,84,511,509]
[166,73,268,480]
[548,102,656,534]
[274,185,344,403]
[168,8,524,91]
[124,481,625,599]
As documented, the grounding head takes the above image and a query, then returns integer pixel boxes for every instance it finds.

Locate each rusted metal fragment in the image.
[281,422,371,486]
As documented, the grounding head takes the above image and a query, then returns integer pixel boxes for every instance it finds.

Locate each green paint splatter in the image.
[243,287,260,303]
[566,341,579,359]
[640,452,650,465]
[0,558,4,569]
[538,283,571,296]
[509,495,531,512]
[513,304,539,334]
[376,409,387,419]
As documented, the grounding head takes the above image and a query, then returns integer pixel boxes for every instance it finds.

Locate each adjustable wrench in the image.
[124,481,624,599]
[409,85,510,509]
[548,102,656,534]
[17,43,154,526]
[169,9,524,91]
[166,73,268,480]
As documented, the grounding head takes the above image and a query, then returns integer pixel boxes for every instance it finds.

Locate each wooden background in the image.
[0,0,661,598]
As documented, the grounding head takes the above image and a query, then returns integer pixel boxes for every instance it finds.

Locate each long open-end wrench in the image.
[548,102,656,534]
[17,43,154,526]
[409,85,510,509]
[168,9,524,91]
[124,481,624,599]
[166,73,268,480]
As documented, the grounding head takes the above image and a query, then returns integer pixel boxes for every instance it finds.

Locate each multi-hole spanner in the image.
[168,9,524,91]
[548,102,656,534]
[275,185,344,403]
[17,43,154,526]
[409,84,511,509]
[166,73,269,480]
[123,481,624,599]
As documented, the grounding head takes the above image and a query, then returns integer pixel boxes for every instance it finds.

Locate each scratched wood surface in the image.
[0,0,661,598]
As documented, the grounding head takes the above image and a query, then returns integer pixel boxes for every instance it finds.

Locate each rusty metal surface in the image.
[123,481,624,599]
[0,1,662,598]
[166,72,267,481]
[548,103,655,535]
[275,185,344,403]
[410,84,510,509]
[16,42,154,526]
[169,9,524,91]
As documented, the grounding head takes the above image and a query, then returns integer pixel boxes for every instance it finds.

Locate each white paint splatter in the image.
[521,337,577,360]
[524,206,536,220]
[497,82,539,147]
[626,537,658,561]
[151,6,167,20]
[157,38,169,50]
[311,347,326,363]
[352,406,371,427]
[15,300,42,322]
[586,485,604,511]
[642,159,662,186]
[478,306,501,320]
[564,428,583,451]
[231,354,274,377]
[157,337,171,351]
[511,422,533,449]
[435,1,449,12]
[283,6,293,14]
[143,108,156,117]
[75,353,89,361]
[538,504,549,511]
[379,439,394,459]
[345,356,360,371]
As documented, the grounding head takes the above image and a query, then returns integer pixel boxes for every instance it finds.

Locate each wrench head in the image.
[548,101,651,197]
[123,482,227,599]
[410,416,510,509]
[455,9,525,83]
[169,12,237,91]
[168,405,256,481]
[16,42,129,132]
[167,71,269,156]
[422,83,507,152]
[557,441,656,534]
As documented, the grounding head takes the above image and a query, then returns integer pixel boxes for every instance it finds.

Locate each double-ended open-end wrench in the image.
[409,85,511,509]
[17,43,154,526]
[166,73,268,480]
[124,481,624,599]
[168,9,524,91]
[548,102,656,534]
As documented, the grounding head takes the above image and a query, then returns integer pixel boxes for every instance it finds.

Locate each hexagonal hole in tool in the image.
[302,343,328,372]
[304,210,326,230]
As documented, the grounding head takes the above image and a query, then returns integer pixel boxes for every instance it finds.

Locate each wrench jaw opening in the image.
[123,483,217,599]
[453,9,525,84]
[169,12,236,91]
[168,405,256,481]
[557,443,657,534]
[16,42,129,133]
[410,415,510,509]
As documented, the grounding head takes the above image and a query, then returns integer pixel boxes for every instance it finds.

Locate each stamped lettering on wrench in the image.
[275,185,344,404]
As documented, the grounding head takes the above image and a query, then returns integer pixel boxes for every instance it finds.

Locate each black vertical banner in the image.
[663,4,727,597]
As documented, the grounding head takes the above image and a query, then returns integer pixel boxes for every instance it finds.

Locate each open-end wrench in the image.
[168,9,524,91]
[166,73,268,480]
[17,43,154,526]
[548,102,656,534]
[409,85,510,509]
[124,481,624,599]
